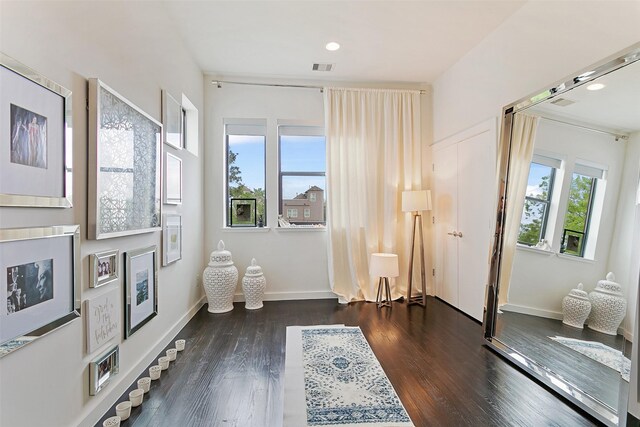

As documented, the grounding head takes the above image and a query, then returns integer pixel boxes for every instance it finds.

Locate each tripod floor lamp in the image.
[402,190,432,306]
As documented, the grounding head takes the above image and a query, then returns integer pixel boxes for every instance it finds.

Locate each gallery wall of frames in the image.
[0,6,204,424]
[1,53,190,379]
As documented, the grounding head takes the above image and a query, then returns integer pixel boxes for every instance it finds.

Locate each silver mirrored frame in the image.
[88,78,162,240]
[124,245,158,338]
[163,151,182,205]
[0,53,73,208]
[89,345,119,396]
[483,43,640,427]
[89,249,119,288]
[162,213,182,266]
[0,225,81,358]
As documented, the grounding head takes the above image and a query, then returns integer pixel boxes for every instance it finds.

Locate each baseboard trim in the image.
[501,303,563,320]
[78,295,206,427]
[232,290,337,302]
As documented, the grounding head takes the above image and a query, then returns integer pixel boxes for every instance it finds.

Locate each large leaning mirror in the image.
[484,43,640,426]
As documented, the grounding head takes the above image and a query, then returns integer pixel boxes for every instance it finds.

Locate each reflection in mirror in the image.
[486,46,640,426]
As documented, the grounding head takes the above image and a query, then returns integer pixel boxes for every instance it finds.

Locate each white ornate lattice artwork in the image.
[301,327,413,426]
[90,79,162,239]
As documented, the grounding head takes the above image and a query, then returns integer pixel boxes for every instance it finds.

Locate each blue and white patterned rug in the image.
[550,336,630,382]
[284,325,414,427]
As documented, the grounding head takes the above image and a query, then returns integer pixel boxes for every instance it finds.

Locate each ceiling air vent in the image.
[550,98,576,107]
[312,63,334,72]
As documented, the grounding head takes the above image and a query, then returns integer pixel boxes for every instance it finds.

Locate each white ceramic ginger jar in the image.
[562,283,591,329]
[588,272,626,335]
[242,258,266,310]
[203,240,238,313]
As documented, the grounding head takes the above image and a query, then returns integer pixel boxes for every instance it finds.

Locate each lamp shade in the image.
[402,190,432,212]
[369,253,399,278]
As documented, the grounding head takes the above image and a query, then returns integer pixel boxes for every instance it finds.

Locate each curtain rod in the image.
[539,116,629,141]
[211,79,427,95]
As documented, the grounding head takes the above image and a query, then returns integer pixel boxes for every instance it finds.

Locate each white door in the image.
[457,127,496,321]
[433,142,459,307]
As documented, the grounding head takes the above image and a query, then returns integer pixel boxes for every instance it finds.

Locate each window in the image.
[279,125,326,225]
[181,94,198,156]
[517,154,560,246]
[287,208,298,218]
[560,162,604,257]
[225,122,266,227]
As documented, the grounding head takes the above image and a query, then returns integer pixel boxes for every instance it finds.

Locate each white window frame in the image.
[287,208,298,218]
[304,208,311,218]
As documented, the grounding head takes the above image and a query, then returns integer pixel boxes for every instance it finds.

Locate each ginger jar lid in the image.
[208,240,234,267]
[595,272,622,295]
[245,258,263,277]
[567,283,589,301]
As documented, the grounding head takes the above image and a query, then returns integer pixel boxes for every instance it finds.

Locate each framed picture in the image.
[0,225,81,358]
[0,53,73,208]
[230,198,257,227]
[85,287,119,353]
[88,78,162,240]
[124,246,158,338]
[89,250,119,288]
[89,345,119,395]
[163,214,182,266]
[163,152,182,205]
[162,90,183,149]
[561,229,585,256]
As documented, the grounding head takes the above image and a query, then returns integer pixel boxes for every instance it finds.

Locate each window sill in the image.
[276,226,326,232]
[516,245,554,256]
[516,245,596,263]
[222,227,271,233]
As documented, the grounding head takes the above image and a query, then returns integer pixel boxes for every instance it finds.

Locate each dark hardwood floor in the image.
[496,310,629,411]
[97,298,598,426]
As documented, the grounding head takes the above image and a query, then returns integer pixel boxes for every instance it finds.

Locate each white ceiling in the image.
[161,0,526,84]
[531,58,640,133]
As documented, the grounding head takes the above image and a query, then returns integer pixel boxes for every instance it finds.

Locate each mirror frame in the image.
[483,43,640,426]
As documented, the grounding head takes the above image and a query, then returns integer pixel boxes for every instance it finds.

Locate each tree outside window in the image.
[518,163,555,246]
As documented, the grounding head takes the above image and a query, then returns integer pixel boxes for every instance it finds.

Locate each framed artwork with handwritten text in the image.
[85,287,119,354]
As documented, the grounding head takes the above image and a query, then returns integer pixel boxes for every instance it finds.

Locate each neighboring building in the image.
[282,186,325,224]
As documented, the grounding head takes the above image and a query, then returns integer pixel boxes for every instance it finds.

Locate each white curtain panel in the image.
[498,113,539,306]
[324,88,422,302]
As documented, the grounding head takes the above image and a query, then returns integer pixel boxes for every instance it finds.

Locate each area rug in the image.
[284,325,414,427]
[549,336,631,382]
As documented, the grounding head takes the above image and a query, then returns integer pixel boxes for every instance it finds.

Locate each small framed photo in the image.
[562,229,584,256]
[1,53,73,208]
[85,287,119,353]
[89,345,119,395]
[163,152,182,205]
[163,214,182,266]
[1,225,81,358]
[230,198,256,227]
[162,90,183,149]
[124,246,158,338]
[89,250,119,288]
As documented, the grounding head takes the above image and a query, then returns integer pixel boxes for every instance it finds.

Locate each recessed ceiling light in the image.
[586,83,605,91]
[325,42,340,51]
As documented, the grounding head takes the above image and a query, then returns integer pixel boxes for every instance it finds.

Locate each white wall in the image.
[433,1,640,143]
[609,132,640,336]
[204,78,433,300]
[0,2,205,426]
[505,120,626,316]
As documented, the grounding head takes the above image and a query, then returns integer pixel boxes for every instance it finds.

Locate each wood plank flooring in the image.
[97,298,598,426]
[496,310,629,411]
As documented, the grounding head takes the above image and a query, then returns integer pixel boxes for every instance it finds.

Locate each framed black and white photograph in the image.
[88,78,162,240]
[85,287,119,354]
[89,250,119,288]
[89,345,119,395]
[0,53,72,208]
[163,214,182,266]
[163,151,182,205]
[162,90,183,149]
[230,198,257,227]
[0,225,80,358]
[124,246,158,338]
